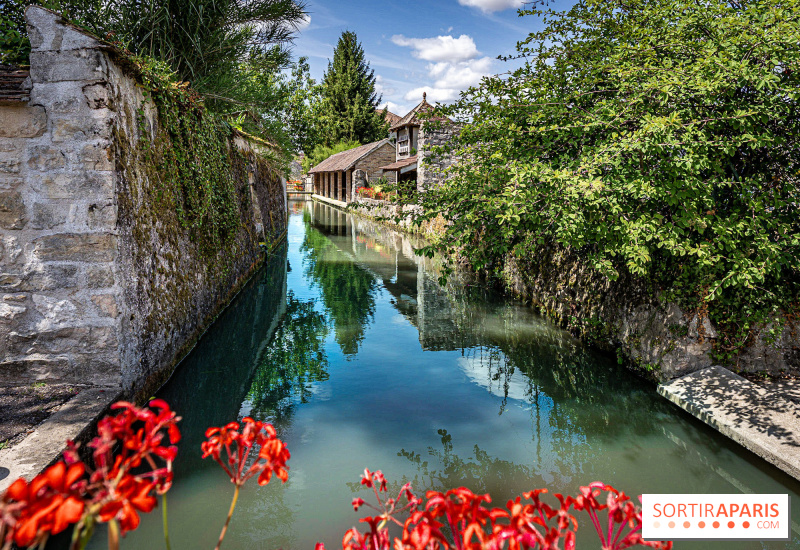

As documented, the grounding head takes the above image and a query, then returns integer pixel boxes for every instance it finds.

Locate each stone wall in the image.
[353,142,395,181]
[418,121,460,192]
[0,7,286,397]
[499,245,799,380]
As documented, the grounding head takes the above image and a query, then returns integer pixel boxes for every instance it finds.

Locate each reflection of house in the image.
[309,139,396,204]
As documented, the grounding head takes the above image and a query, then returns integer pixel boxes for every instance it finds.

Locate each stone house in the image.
[309,139,396,204]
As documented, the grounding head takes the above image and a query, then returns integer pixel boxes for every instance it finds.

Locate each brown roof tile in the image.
[377,108,402,126]
[380,156,418,171]
[309,139,391,174]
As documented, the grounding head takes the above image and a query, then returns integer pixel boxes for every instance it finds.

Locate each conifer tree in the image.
[320,31,388,146]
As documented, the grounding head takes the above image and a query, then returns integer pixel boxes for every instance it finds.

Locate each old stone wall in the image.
[499,245,799,380]
[0,7,287,397]
[353,142,395,181]
[418,122,460,192]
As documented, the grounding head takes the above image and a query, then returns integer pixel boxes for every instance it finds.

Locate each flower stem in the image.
[108,519,120,550]
[162,494,173,550]
[215,485,240,550]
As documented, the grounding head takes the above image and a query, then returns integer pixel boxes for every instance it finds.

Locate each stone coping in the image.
[311,194,348,209]
[658,366,800,481]
[0,386,121,492]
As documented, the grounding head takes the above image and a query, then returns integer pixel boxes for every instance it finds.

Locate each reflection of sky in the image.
[83,200,800,550]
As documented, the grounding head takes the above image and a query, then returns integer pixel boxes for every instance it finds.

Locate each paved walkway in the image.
[0,387,120,492]
[658,366,800,481]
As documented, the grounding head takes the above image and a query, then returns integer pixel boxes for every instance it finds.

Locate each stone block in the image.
[0,355,71,380]
[0,159,20,174]
[34,233,117,262]
[28,82,86,114]
[83,83,113,110]
[0,105,47,138]
[0,191,27,229]
[80,143,113,171]
[27,145,67,171]
[3,294,27,303]
[0,302,26,322]
[13,264,79,292]
[28,50,108,84]
[92,294,119,318]
[26,6,102,52]
[7,327,90,355]
[0,140,21,154]
[36,172,114,200]
[84,202,117,229]
[52,117,112,143]
[2,236,22,264]
[30,202,68,229]
[86,265,115,288]
[0,176,24,191]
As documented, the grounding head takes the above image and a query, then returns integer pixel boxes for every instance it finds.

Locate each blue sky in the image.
[290,0,572,116]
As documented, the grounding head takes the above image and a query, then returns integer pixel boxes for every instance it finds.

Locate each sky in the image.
[290,0,571,117]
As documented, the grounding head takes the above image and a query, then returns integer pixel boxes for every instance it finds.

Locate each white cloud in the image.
[428,57,493,89]
[391,34,479,63]
[392,34,494,105]
[458,0,525,13]
[380,102,411,116]
[404,87,461,103]
[295,14,311,31]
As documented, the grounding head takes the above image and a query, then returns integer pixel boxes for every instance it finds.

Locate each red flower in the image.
[202,417,290,487]
[0,462,86,548]
[98,477,158,534]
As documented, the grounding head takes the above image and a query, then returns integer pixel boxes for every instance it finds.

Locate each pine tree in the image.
[320,31,388,146]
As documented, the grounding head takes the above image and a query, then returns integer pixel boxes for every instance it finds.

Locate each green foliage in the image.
[0,0,32,64]
[133,60,251,255]
[302,139,361,173]
[282,57,325,156]
[418,0,800,359]
[319,31,389,146]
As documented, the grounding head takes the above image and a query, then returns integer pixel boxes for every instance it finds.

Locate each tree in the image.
[419,0,800,353]
[282,57,325,156]
[320,31,388,146]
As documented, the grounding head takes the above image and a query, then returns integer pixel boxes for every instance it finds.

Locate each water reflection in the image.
[245,292,330,422]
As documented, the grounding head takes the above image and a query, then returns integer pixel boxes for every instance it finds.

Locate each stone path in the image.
[0,386,120,492]
[658,366,800,481]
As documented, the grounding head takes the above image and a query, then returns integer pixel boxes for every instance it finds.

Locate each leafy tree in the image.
[419,0,800,354]
[282,57,325,156]
[320,31,389,146]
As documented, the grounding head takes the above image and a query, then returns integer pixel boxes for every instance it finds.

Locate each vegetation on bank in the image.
[418,0,800,363]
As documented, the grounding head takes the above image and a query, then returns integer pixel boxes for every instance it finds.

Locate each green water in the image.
[84,200,800,550]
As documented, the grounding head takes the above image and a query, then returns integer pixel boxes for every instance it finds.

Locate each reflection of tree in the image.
[394,429,539,502]
[246,291,330,421]
[301,224,377,356]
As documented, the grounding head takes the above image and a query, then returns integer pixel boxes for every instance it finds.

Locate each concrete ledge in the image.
[311,194,348,209]
[0,386,120,492]
[658,366,800,481]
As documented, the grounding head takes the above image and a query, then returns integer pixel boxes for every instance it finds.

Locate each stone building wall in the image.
[353,142,395,181]
[0,7,286,397]
[417,122,460,192]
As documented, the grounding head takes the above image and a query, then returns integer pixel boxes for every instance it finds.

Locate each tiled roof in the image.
[308,139,391,173]
[378,108,402,126]
[390,97,433,131]
[0,65,30,103]
[380,156,418,171]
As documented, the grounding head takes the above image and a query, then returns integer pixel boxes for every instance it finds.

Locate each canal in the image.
[87,200,800,549]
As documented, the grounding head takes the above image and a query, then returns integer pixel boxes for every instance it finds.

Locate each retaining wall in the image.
[0,7,287,397]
